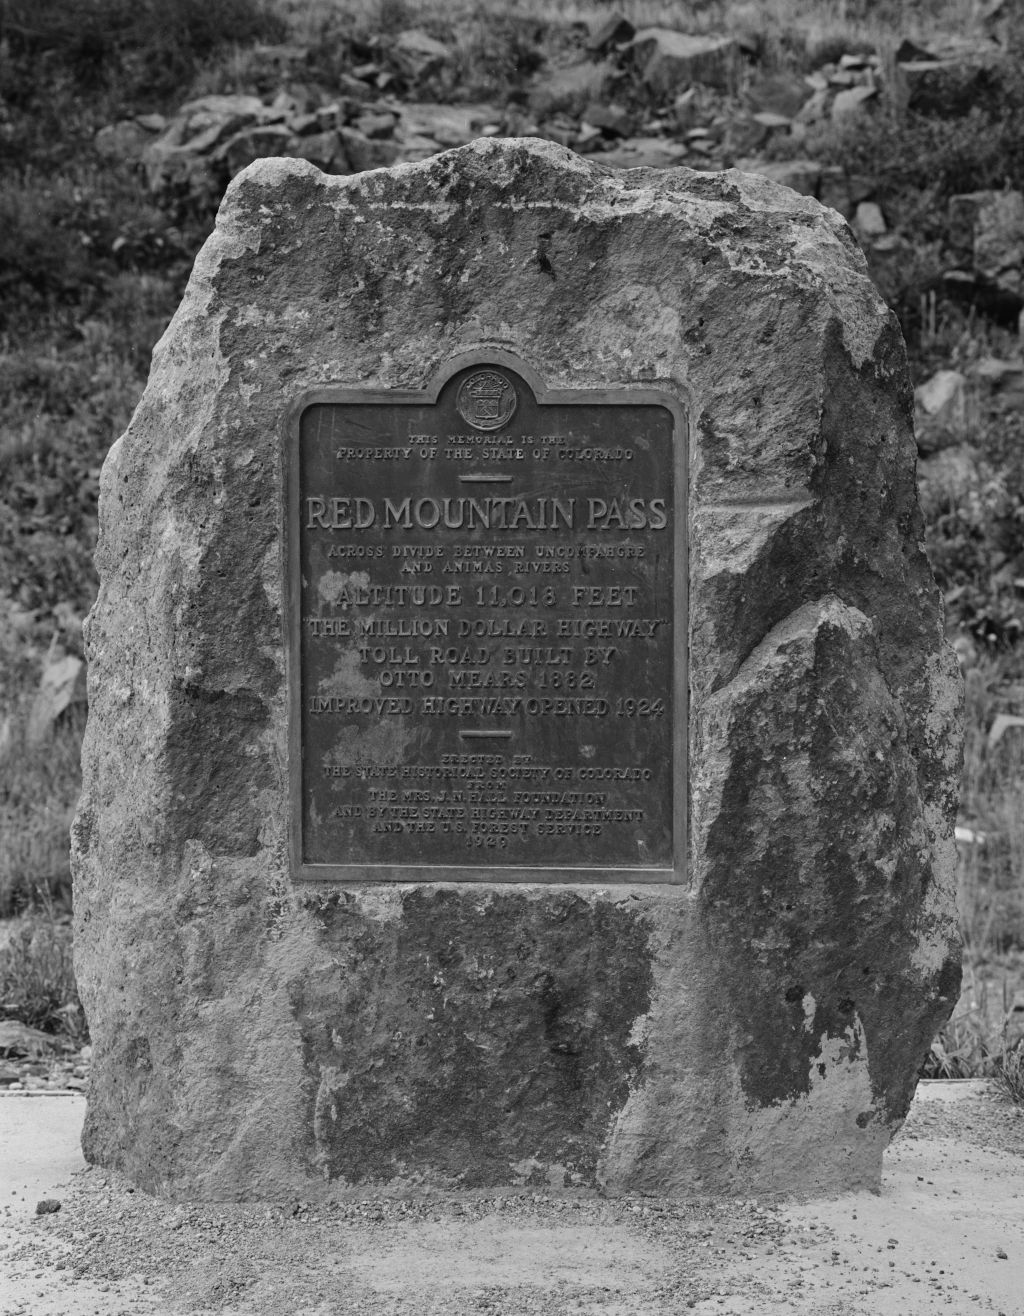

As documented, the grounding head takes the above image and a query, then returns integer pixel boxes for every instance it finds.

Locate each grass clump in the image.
[0,908,84,1038]
[997,1040,1024,1104]
[956,659,1024,954]
[0,707,83,919]
[924,961,1024,1098]
[923,654,1024,1097]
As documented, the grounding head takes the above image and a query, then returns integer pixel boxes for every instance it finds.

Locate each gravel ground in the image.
[1,1081,1022,1316]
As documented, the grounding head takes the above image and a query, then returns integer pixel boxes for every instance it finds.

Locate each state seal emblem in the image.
[455,370,517,431]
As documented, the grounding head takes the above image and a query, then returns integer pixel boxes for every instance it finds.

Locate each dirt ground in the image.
[1,1081,1022,1316]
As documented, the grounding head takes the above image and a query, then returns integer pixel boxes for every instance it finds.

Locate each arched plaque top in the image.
[287,349,688,427]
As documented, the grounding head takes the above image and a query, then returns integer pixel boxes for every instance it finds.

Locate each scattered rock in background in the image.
[818,168,856,218]
[969,356,1024,398]
[101,6,1004,237]
[941,269,1024,328]
[745,69,809,119]
[917,445,984,518]
[964,356,1024,425]
[895,38,936,64]
[832,83,878,123]
[26,644,86,747]
[0,1018,58,1058]
[93,119,153,161]
[597,137,688,169]
[402,103,500,146]
[142,93,267,199]
[389,29,452,87]
[948,190,1024,298]
[528,60,613,118]
[856,200,887,240]
[139,85,510,202]
[338,125,399,172]
[585,12,635,56]
[626,28,740,98]
[734,158,821,196]
[917,369,967,414]
[915,368,969,452]
[0,1017,89,1091]
[581,102,635,138]
[896,39,1010,117]
[988,712,1024,747]
[221,122,296,175]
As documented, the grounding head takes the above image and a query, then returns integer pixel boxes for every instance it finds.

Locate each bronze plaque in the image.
[286,355,686,883]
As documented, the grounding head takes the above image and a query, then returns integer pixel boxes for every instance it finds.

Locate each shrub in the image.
[0,178,100,310]
[797,62,1024,342]
[825,104,1024,217]
[925,469,1024,650]
[0,0,287,101]
[0,311,159,614]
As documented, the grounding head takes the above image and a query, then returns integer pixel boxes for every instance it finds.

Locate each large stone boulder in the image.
[73,138,961,1202]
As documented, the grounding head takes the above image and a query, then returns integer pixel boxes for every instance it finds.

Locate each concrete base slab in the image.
[0,1083,1021,1315]
[914,1077,992,1102]
[0,1094,86,1216]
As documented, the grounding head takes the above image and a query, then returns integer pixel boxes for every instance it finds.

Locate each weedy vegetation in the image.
[1,0,1023,1092]
[0,898,85,1038]
[922,655,1024,1088]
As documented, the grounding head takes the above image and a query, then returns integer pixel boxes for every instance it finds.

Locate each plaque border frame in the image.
[283,349,688,886]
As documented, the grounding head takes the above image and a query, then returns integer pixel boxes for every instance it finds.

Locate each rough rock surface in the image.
[73,138,962,1202]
